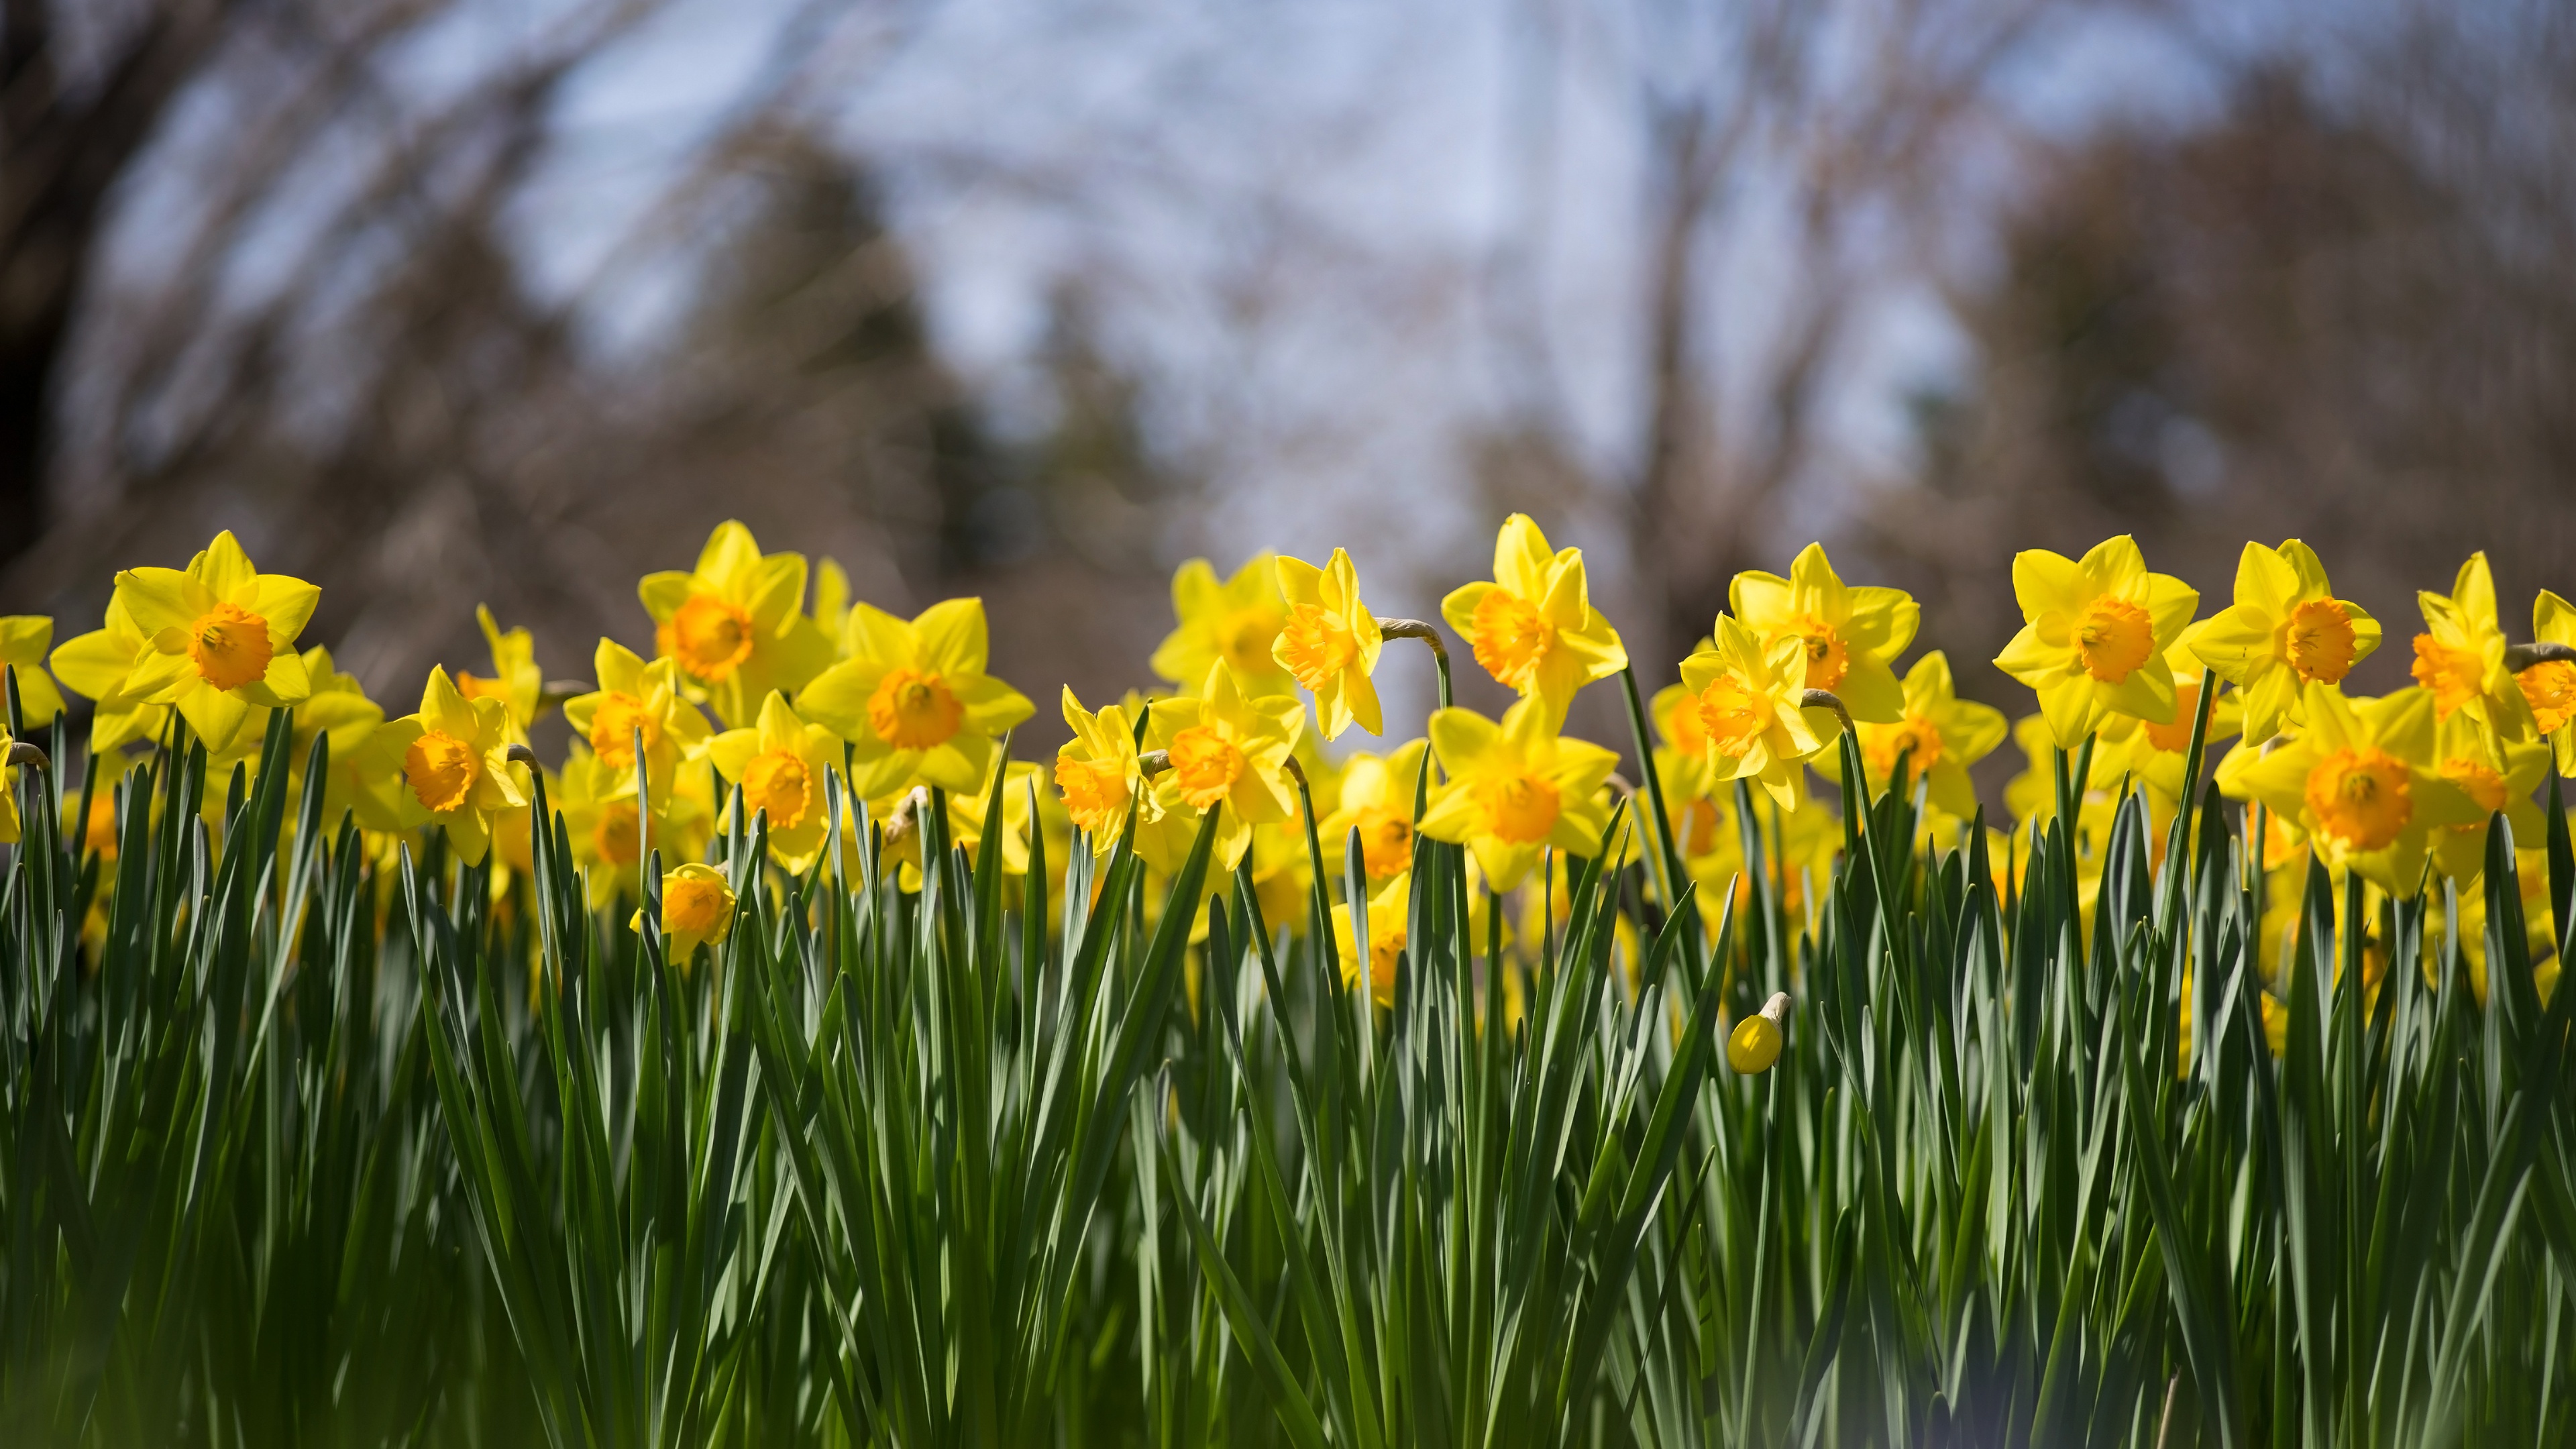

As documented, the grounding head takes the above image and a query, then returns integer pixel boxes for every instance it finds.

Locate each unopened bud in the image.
[1727,991,1792,1075]
[5,740,49,773]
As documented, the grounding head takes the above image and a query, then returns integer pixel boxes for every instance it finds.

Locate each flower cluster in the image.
[12,519,2569,1030]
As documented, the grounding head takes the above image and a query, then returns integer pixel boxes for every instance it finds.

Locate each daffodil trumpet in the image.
[1373,616,1454,708]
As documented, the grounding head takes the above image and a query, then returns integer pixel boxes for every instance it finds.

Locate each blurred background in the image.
[4,0,2570,761]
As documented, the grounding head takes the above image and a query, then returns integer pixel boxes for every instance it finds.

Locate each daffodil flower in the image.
[110,530,320,753]
[1676,614,1831,812]
[1438,515,1627,726]
[561,639,713,805]
[1320,737,1432,881]
[453,605,545,740]
[0,616,64,727]
[371,666,529,865]
[0,724,23,845]
[1813,651,2006,820]
[2217,684,2482,894]
[2522,590,2576,775]
[2425,707,2548,883]
[1139,662,1304,872]
[1333,869,1409,1010]
[2186,540,2379,744]
[639,521,835,728]
[1153,554,1293,696]
[800,598,1034,800]
[1271,549,1384,741]
[636,861,736,966]
[2090,641,2243,806]
[49,595,165,752]
[1417,698,1617,891]
[1993,535,2199,749]
[2408,552,2534,746]
[708,691,843,873]
[1728,544,1917,723]
[1055,686,1159,855]
[1727,993,1791,1074]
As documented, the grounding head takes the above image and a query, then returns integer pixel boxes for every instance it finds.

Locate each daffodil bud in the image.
[1727,991,1792,1075]
[5,740,48,773]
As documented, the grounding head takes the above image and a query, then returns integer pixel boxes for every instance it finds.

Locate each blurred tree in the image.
[0,0,232,569]
[1877,10,2576,706]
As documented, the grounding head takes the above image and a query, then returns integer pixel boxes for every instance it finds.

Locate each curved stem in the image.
[1376,617,1453,710]
[2506,641,2576,672]
[1799,689,1856,743]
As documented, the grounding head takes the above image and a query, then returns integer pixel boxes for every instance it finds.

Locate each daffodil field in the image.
[3,520,2575,1448]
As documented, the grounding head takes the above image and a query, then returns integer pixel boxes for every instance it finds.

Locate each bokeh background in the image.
[5,0,2569,778]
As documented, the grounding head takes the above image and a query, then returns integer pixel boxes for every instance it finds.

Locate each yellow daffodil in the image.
[1994,536,2198,749]
[639,521,835,727]
[2426,706,2547,883]
[709,691,843,873]
[1814,651,2006,820]
[561,639,712,805]
[2092,641,2243,806]
[637,861,736,965]
[110,530,320,753]
[1139,663,1303,871]
[1417,698,1617,890]
[1055,686,1160,855]
[0,616,64,726]
[1153,554,1293,696]
[1319,737,1432,882]
[556,742,704,906]
[370,666,529,865]
[0,724,21,844]
[800,598,1034,801]
[454,605,544,740]
[1676,614,1833,812]
[49,595,165,752]
[2217,684,2482,894]
[1334,870,1409,1010]
[1272,549,1383,740]
[1439,514,1627,725]
[1728,543,1918,722]
[2524,590,2576,775]
[812,557,853,643]
[2186,540,2378,744]
[2408,553,2534,745]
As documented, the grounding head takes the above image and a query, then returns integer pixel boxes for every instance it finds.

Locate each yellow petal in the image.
[913,598,989,678]
[195,531,259,600]
[2010,549,2086,623]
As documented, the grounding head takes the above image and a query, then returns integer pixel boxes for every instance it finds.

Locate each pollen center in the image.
[2282,598,2358,684]
[2143,682,2203,753]
[594,801,641,867]
[1277,602,1358,688]
[664,875,731,938]
[1477,771,1561,845]
[1056,755,1130,834]
[667,594,755,682]
[1354,803,1414,878]
[2518,659,2576,735]
[1694,675,1771,761]
[1218,608,1283,677]
[1864,714,1945,783]
[1466,590,1554,690]
[866,667,964,751]
[405,729,480,814]
[2438,757,2508,818]
[2074,596,2155,683]
[2304,746,2412,851]
[2410,635,2485,718]
[1792,616,1848,692]
[1167,724,1246,810]
[741,749,814,832]
[589,692,661,769]
[188,602,274,691]
[455,671,511,706]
